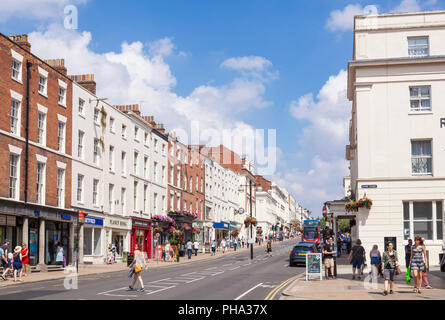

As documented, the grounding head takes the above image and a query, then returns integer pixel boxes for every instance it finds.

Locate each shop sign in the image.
[361,185,377,189]
[6,216,16,226]
[132,219,150,228]
[106,218,130,229]
[61,214,72,221]
[85,216,104,226]
[34,210,40,217]
[306,253,322,281]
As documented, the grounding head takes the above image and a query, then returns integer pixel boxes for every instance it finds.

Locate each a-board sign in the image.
[306,253,322,281]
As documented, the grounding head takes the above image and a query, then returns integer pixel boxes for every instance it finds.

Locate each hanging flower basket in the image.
[152,215,176,225]
[357,197,373,209]
[183,211,198,220]
[244,217,258,227]
[345,200,358,212]
[192,227,200,234]
[256,228,263,235]
[153,227,163,234]
[181,223,191,231]
[167,226,176,235]
[232,229,239,237]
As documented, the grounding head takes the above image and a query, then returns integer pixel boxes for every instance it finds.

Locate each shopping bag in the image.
[405,267,411,284]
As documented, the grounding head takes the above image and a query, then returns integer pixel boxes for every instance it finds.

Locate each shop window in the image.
[403,201,443,241]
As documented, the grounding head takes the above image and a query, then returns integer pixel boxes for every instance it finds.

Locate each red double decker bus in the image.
[302,220,321,245]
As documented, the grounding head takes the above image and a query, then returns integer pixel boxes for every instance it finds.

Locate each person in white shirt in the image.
[186,240,193,259]
[193,240,199,256]
[221,239,227,253]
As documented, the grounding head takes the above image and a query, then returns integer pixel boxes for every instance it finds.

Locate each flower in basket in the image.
[192,227,200,234]
[153,227,163,234]
[345,200,358,212]
[167,226,176,234]
[181,223,191,231]
[232,229,239,237]
[251,217,258,226]
[362,197,373,209]
[183,211,198,220]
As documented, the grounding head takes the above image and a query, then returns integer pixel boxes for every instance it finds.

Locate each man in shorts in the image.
[1,239,10,280]
[323,237,336,279]
[211,240,217,256]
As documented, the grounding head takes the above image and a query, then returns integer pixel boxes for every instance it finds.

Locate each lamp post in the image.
[238,180,257,260]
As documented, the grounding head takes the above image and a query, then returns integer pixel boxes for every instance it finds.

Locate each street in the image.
[0,239,303,300]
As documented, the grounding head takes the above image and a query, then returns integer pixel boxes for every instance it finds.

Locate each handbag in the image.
[385,251,401,275]
[134,263,142,273]
[405,267,411,284]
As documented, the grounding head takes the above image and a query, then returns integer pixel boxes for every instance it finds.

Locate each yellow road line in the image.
[265,273,305,300]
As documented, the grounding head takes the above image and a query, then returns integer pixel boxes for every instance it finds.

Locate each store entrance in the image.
[28,219,39,266]
[45,221,70,265]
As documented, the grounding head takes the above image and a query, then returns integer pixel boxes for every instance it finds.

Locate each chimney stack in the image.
[44,58,67,75]
[155,123,165,134]
[69,74,96,95]
[9,34,31,52]
[114,104,140,116]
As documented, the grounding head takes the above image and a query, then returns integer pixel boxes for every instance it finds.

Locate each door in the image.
[29,228,38,266]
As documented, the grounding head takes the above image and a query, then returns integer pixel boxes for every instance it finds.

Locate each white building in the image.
[71,77,167,263]
[347,10,445,265]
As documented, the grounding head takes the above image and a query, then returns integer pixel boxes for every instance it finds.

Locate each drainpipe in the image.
[24,60,32,203]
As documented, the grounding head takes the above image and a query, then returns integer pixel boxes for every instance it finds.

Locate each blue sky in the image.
[1,0,444,215]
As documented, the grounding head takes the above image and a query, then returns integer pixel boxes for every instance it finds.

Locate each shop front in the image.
[213,221,230,241]
[82,216,104,264]
[0,214,20,251]
[103,216,131,263]
[131,218,152,259]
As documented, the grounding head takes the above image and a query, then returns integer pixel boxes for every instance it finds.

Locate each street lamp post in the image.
[249,179,253,260]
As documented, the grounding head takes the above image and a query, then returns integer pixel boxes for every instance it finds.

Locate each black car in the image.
[289,243,318,267]
[299,241,321,252]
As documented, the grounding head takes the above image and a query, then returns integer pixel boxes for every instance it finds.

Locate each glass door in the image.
[29,227,38,266]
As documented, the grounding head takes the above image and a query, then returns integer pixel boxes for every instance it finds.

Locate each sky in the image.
[1,0,444,216]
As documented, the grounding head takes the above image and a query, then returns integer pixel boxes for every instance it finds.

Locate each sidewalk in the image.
[281,257,445,300]
[0,240,273,288]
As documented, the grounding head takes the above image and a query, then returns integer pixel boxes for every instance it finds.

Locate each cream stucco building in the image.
[347,10,445,265]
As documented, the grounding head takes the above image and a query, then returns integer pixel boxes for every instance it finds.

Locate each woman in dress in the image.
[128,243,147,292]
[20,243,29,277]
[410,236,428,294]
[12,246,23,282]
[382,242,399,296]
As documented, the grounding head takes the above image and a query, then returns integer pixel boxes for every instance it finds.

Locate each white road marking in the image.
[234,283,264,300]
[145,285,176,295]
[103,293,138,297]
[229,266,241,271]
[97,287,129,295]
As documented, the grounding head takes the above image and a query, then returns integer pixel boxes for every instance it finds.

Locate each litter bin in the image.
[126,252,134,267]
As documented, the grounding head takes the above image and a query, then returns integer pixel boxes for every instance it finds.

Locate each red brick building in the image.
[0,33,75,268]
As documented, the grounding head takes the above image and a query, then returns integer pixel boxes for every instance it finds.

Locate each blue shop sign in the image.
[85,217,104,226]
[61,214,72,221]
[213,222,230,230]
[361,185,377,189]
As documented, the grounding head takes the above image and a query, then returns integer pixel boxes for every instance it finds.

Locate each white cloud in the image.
[0,0,87,21]
[326,0,440,32]
[28,23,275,149]
[221,56,278,81]
[276,70,351,215]
[325,4,365,32]
[394,0,421,12]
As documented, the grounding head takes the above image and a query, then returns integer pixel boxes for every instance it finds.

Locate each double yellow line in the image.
[264,273,305,300]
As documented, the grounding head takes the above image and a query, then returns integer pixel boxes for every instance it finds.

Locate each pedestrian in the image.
[1,239,10,280]
[348,239,365,280]
[21,243,29,277]
[266,239,272,257]
[369,244,382,279]
[323,237,336,279]
[421,238,432,289]
[405,239,413,269]
[8,251,13,276]
[221,238,227,254]
[128,243,147,292]
[211,239,217,256]
[233,238,237,251]
[164,241,171,262]
[193,239,199,256]
[410,236,428,294]
[162,244,166,262]
[186,239,193,259]
[56,242,64,267]
[337,235,342,257]
[173,243,180,262]
[242,238,245,248]
[12,246,23,282]
[382,242,399,296]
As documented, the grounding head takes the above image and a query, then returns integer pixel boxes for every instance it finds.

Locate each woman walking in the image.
[266,239,272,257]
[369,245,382,279]
[164,241,171,262]
[410,236,428,294]
[12,246,23,282]
[20,244,29,277]
[382,242,399,296]
[128,244,147,292]
[349,239,365,280]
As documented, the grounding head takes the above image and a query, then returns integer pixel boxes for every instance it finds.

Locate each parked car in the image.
[299,241,321,252]
[289,243,318,267]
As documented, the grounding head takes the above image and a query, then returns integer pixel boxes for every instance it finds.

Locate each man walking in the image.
[323,237,336,280]
[221,238,227,254]
[186,240,193,259]
[193,239,199,256]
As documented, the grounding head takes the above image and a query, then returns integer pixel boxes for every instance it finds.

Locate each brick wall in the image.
[0,33,72,208]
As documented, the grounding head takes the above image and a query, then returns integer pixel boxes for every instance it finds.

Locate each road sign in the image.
[306,253,322,281]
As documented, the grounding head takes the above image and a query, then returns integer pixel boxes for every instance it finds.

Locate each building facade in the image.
[347,10,445,265]
[0,33,76,268]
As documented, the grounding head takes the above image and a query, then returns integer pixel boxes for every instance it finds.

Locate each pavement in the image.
[281,256,445,300]
[0,238,303,299]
